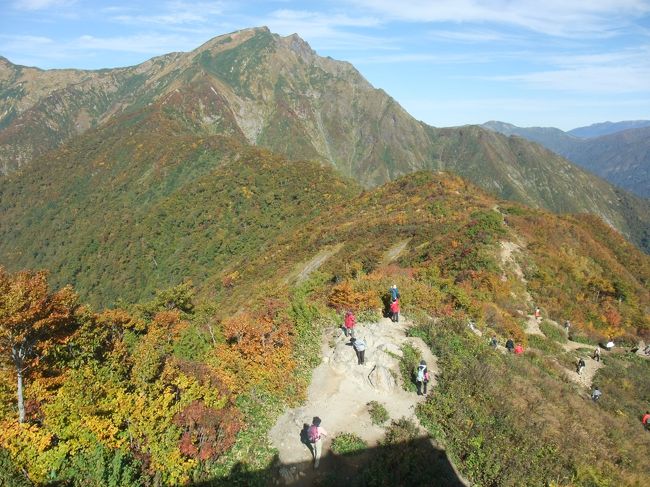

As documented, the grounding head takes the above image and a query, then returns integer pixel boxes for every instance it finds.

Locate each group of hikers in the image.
[495,336,524,354]
[342,285,402,366]
[308,295,649,472]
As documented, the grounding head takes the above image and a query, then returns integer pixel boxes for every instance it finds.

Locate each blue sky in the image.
[1,0,649,130]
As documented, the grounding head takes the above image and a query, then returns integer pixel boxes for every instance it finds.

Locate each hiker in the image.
[591,386,602,402]
[308,417,328,468]
[416,360,429,395]
[344,310,356,338]
[576,358,586,375]
[351,337,366,365]
[390,298,400,323]
[592,347,601,362]
[642,411,650,431]
[534,307,541,320]
[490,335,498,348]
[514,343,524,355]
[390,284,400,301]
[564,320,571,334]
[505,338,515,353]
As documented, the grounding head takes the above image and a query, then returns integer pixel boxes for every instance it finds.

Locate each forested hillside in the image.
[2,27,649,253]
[2,161,649,485]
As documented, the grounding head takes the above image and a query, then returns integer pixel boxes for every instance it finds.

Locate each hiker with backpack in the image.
[308,417,328,468]
[351,337,366,365]
[576,357,586,375]
[591,386,602,402]
[390,284,400,301]
[390,298,400,323]
[416,360,429,395]
[505,338,515,353]
[593,347,601,362]
[343,310,356,338]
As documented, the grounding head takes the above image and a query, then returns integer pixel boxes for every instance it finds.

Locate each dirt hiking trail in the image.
[268,316,466,486]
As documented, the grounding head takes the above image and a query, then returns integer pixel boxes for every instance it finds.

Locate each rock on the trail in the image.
[328,324,406,392]
[368,365,398,391]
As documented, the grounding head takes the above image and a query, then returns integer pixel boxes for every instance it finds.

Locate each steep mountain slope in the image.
[561,127,650,198]
[1,27,649,253]
[2,159,649,486]
[483,121,650,198]
[568,120,650,138]
[0,99,357,306]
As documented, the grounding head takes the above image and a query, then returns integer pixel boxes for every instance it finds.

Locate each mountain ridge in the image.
[1,27,649,254]
[482,120,650,198]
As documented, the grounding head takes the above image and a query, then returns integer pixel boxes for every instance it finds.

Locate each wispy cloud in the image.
[110,1,225,27]
[12,0,76,10]
[490,44,650,93]
[253,8,394,51]
[0,34,54,54]
[493,65,650,93]
[345,0,650,37]
[75,33,196,55]
[352,52,493,64]
[426,28,522,43]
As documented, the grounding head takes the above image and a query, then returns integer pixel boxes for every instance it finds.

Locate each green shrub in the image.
[399,343,422,392]
[357,308,382,323]
[330,433,367,455]
[539,320,567,343]
[382,417,419,445]
[527,334,564,355]
[367,401,390,425]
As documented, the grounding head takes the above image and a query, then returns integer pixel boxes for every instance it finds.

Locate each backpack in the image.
[416,367,425,382]
[308,425,320,443]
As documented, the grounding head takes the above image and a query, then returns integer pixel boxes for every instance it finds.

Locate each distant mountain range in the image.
[568,120,650,138]
[1,27,650,304]
[482,121,650,198]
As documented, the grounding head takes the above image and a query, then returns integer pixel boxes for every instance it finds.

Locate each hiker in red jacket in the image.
[390,298,400,323]
[514,343,524,355]
[344,310,356,338]
[642,411,650,430]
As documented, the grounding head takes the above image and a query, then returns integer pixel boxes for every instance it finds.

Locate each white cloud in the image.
[251,8,394,51]
[352,52,492,64]
[493,65,650,93]
[345,0,650,37]
[0,34,54,55]
[12,0,75,10]
[75,33,196,55]
[426,28,522,43]
[111,1,225,27]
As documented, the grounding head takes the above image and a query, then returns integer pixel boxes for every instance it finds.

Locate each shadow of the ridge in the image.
[190,436,466,487]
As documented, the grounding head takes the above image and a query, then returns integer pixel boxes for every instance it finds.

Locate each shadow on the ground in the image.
[189,436,466,486]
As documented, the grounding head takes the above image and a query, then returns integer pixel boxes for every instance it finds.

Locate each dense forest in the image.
[1,155,649,485]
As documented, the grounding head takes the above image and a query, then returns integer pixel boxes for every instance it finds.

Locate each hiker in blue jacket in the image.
[390,284,400,302]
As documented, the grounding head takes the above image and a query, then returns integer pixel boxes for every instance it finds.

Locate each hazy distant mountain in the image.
[483,121,650,198]
[568,120,650,138]
[1,27,649,260]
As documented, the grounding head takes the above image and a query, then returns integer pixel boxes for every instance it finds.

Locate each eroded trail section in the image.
[268,317,444,485]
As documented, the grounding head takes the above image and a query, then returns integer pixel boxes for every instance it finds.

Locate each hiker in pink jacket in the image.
[308,417,328,468]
